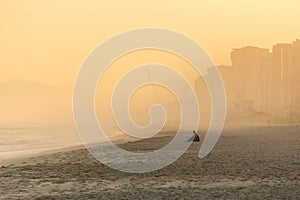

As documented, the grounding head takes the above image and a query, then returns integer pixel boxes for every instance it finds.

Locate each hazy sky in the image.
[1,0,300,86]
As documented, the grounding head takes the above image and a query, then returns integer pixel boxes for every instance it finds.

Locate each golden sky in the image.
[1,0,300,86]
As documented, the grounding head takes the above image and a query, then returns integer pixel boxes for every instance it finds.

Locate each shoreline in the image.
[0,129,178,167]
[0,144,84,167]
[1,124,299,167]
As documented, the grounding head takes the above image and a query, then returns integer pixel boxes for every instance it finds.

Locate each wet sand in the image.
[0,125,299,199]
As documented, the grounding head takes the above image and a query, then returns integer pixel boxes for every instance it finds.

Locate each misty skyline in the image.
[210,39,300,123]
[2,38,300,126]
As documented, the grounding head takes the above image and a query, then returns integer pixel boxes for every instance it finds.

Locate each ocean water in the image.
[0,127,83,162]
[0,124,173,164]
[0,126,130,164]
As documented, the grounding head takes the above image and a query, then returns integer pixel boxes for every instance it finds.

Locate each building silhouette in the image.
[195,39,300,123]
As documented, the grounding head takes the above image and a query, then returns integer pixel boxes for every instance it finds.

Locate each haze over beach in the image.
[1,1,300,199]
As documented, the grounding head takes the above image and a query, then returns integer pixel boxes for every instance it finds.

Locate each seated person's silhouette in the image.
[187,130,200,142]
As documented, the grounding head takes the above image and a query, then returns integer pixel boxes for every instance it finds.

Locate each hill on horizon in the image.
[0,79,73,126]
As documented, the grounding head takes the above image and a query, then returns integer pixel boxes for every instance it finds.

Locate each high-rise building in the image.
[291,40,300,111]
[195,39,300,122]
[271,43,293,111]
[231,46,271,112]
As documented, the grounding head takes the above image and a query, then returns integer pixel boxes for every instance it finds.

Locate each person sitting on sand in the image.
[187,130,200,142]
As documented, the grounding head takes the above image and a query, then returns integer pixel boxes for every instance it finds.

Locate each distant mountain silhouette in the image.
[0,78,50,88]
[0,79,69,93]
[0,79,73,126]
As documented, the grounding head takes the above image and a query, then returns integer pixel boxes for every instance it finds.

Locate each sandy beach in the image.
[0,125,299,199]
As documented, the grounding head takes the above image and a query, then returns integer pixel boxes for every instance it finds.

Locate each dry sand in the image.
[0,125,299,199]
